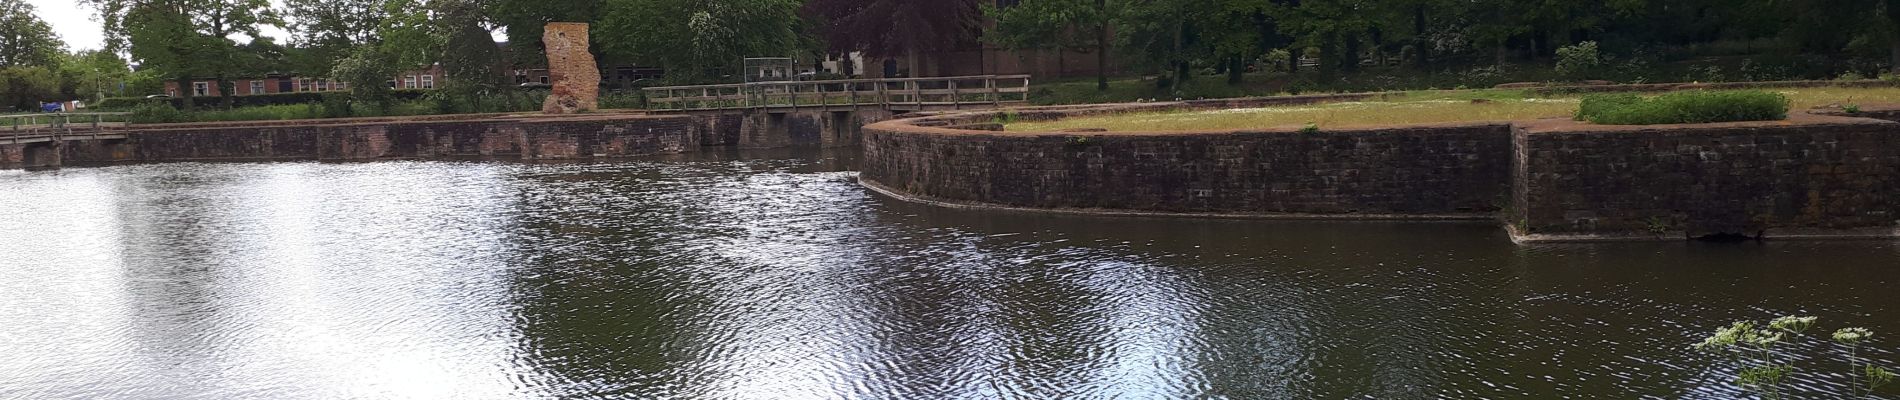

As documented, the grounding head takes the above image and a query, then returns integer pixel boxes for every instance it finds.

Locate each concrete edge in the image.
[1507,224,1900,244]
[859,177,1495,222]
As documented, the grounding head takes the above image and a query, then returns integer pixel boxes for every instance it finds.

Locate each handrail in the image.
[643,75,1032,111]
[0,112,133,144]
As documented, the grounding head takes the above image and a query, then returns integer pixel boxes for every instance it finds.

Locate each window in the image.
[404,75,417,89]
[192,82,209,96]
[316,80,328,91]
[420,75,434,89]
[298,79,312,92]
[250,80,264,95]
[539,75,549,84]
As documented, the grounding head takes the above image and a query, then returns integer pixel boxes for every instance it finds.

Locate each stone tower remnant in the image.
[542,22,600,114]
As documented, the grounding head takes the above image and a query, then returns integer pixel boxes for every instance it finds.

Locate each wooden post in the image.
[989,76,1000,106]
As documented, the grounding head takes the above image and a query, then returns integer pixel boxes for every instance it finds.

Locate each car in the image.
[518,82,552,89]
[145,94,172,99]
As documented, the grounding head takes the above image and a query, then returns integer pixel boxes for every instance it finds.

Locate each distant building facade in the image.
[162,65,447,97]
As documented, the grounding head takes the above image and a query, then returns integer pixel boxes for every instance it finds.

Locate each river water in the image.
[3,149,1898,399]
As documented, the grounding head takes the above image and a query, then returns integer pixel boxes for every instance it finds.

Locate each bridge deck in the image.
[644,75,1031,112]
[0,113,130,145]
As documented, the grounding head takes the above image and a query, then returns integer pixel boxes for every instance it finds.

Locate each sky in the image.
[31,0,292,52]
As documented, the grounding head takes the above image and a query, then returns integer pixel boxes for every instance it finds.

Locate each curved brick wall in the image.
[861,101,1515,218]
[862,97,1900,242]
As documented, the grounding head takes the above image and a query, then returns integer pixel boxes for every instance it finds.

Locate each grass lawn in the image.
[1008,86,1900,132]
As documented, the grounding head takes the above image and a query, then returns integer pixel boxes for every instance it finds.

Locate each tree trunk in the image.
[1414,4,1430,69]
[1289,47,1301,74]
[1496,41,1509,66]
[1172,20,1187,94]
[1055,47,1066,79]
[1319,34,1337,79]
[216,76,232,109]
[177,76,195,112]
[1891,38,1900,75]
[1097,0,1109,91]
[1227,55,1244,85]
[1342,33,1361,73]
[906,48,920,78]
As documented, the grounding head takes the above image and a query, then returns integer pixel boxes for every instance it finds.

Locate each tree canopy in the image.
[59,0,1900,100]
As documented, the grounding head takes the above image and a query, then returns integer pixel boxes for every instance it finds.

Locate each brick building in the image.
[162,65,447,97]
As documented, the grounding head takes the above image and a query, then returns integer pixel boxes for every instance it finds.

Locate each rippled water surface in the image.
[4,149,1899,399]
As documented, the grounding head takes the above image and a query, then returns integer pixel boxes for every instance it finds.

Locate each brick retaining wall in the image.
[863,117,1514,217]
[862,106,1900,242]
[1511,114,1900,241]
[0,114,705,168]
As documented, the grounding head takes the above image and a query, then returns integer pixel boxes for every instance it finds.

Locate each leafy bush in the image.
[127,102,189,123]
[1555,41,1603,79]
[1576,90,1789,125]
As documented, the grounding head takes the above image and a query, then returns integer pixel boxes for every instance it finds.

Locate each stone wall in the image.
[26,114,704,167]
[1511,114,1900,240]
[862,119,1514,217]
[862,106,1900,242]
[4,108,890,169]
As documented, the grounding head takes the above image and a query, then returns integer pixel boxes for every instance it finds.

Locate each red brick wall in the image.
[1511,114,1900,240]
[862,112,1514,217]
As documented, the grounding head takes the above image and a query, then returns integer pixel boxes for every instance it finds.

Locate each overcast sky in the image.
[33,0,294,51]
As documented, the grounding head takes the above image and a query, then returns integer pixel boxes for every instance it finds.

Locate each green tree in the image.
[803,0,982,77]
[600,0,806,83]
[284,0,388,68]
[0,0,61,68]
[57,50,133,103]
[488,0,598,68]
[986,0,1114,85]
[0,65,57,110]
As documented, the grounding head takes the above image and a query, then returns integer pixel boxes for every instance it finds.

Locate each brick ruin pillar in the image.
[542,22,600,114]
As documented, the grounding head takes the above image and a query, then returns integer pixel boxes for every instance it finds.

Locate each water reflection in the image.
[2,150,1898,399]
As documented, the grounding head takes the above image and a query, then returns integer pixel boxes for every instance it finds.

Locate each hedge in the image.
[1576,90,1790,125]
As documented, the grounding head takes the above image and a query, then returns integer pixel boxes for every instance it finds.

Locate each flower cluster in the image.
[1834,327,1875,345]
[1769,316,1817,334]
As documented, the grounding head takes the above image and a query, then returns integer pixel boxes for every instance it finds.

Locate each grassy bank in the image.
[1008,86,1900,132]
[1027,54,1884,106]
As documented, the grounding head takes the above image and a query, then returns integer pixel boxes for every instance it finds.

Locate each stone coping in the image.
[122,111,675,133]
[1507,225,1900,244]
[118,109,651,131]
[1515,112,1890,134]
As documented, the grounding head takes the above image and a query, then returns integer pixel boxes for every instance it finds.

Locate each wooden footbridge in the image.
[0,113,128,145]
[642,75,1032,112]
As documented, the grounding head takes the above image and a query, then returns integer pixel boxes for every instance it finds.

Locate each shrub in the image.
[96,96,162,110]
[1575,90,1789,125]
[127,102,188,124]
[1555,41,1603,79]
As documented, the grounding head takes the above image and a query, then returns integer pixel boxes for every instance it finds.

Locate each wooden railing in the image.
[643,75,1032,111]
[0,113,130,145]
